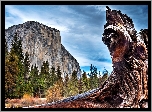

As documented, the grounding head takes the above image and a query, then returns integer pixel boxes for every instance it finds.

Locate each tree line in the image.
[5,33,109,101]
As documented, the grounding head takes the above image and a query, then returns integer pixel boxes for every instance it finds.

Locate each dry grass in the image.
[5,94,47,108]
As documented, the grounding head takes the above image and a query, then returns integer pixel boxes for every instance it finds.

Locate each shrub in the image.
[45,81,63,103]
[21,93,34,106]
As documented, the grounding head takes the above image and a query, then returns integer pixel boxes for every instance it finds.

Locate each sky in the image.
[5,5,148,75]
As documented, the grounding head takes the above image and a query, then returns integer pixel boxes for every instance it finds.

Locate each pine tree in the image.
[13,33,24,98]
[23,52,30,82]
[98,71,102,87]
[92,66,98,88]
[40,61,50,87]
[78,72,83,94]
[71,70,77,81]
[100,68,108,85]
[63,73,69,97]
[15,60,25,98]
[5,37,8,56]
[13,33,25,98]
[5,52,19,99]
[69,70,79,96]
[89,64,98,89]
[30,64,39,97]
[44,60,52,89]
[56,66,64,96]
[5,33,25,98]
[20,51,33,96]
[81,70,90,92]
[11,33,24,60]
[56,66,62,81]
[50,66,57,86]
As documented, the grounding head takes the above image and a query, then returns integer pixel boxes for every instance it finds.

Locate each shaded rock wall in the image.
[5,21,80,77]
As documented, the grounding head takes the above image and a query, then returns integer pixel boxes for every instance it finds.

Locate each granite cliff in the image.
[5,21,81,78]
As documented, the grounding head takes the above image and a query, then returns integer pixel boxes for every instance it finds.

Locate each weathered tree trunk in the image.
[24,6,148,108]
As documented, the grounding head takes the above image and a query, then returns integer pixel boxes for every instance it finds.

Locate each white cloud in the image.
[5,5,70,32]
[86,5,106,12]
[94,5,107,12]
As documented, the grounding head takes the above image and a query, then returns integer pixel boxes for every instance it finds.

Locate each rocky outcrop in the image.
[24,6,148,108]
[5,21,81,77]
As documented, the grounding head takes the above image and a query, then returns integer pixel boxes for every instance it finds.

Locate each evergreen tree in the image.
[5,52,19,99]
[5,38,8,56]
[81,70,90,92]
[63,73,69,97]
[78,72,83,94]
[89,64,98,89]
[13,33,25,98]
[64,73,69,87]
[21,51,33,95]
[56,66,64,96]
[23,52,30,82]
[68,70,79,96]
[30,64,39,97]
[88,64,93,89]
[15,60,25,98]
[50,66,57,86]
[38,61,50,97]
[5,33,25,98]
[56,66,62,81]
[100,68,108,85]
[11,33,24,60]
[71,70,77,81]
[98,71,102,87]
[92,66,98,88]
[44,60,52,89]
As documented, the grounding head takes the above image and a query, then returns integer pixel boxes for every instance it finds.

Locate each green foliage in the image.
[66,79,79,97]
[68,70,79,96]
[5,38,8,56]
[63,73,69,97]
[5,52,19,99]
[100,68,108,85]
[81,71,90,92]
[13,34,25,98]
[89,64,98,89]
[5,32,110,100]
[78,73,83,94]
[50,66,57,86]
[11,33,24,61]
[29,64,39,97]
[56,66,64,96]
[71,70,78,81]
[14,60,25,98]
[39,61,51,90]
[56,66,62,81]
[5,33,25,99]
[23,52,30,82]
[63,70,79,97]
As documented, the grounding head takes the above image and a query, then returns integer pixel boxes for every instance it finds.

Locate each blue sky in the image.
[5,5,148,75]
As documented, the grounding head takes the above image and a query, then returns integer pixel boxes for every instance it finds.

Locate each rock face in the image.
[5,21,81,77]
[22,6,148,108]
